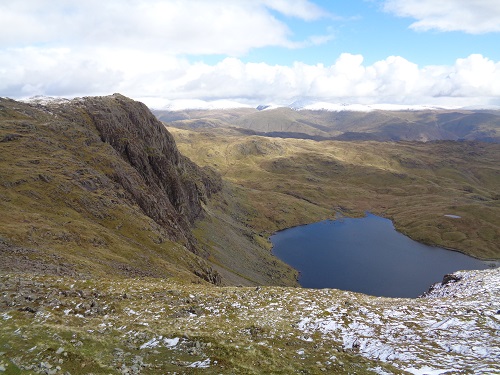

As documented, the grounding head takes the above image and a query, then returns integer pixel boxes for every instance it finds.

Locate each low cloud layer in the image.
[2,49,499,107]
[1,1,499,107]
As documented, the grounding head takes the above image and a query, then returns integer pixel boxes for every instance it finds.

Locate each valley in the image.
[168,126,500,260]
[154,106,500,142]
[1,95,499,374]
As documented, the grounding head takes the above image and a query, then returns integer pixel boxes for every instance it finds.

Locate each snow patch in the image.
[22,95,70,106]
[140,336,180,349]
[405,366,454,375]
[187,358,211,368]
[1,313,12,320]
[292,101,455,112]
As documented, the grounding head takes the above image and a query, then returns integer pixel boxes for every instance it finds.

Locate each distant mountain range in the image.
[138,96,500,112]
[153,106,500,143]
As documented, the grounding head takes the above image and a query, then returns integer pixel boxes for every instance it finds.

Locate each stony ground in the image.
[1,267,499,374]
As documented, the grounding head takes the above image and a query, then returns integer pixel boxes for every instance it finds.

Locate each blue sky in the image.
[1,0,499,108]
[239,1,500,66]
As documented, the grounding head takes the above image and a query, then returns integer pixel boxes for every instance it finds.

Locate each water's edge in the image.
[269,213,494,298]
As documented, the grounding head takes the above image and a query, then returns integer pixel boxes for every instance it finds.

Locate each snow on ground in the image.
[139,336,180,349]
[21,95,71,105]
[2,267,498,373]
[187,358,211,368]
[295,268,500,374]
[295,102,462,112]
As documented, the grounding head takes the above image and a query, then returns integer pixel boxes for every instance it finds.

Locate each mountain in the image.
[1,94,499,374]
[0,94,219,282]
[153,106,500,142]
[0,94,296,286]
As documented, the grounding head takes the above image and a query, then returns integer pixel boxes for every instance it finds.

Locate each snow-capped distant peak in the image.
[459,104,500,110]
[300,102,374,112]
[292,102,456,112]
[256,104,281,111]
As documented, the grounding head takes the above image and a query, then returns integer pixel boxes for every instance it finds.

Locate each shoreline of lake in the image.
[270,213,495,298]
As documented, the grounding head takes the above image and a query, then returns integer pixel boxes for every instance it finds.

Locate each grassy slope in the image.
[0,99,213,282]
[169,127,500,259]
[0,98,298,287]
[192,185,300,287]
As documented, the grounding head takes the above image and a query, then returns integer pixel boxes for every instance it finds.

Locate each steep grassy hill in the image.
[169,127,500,260]
[154,107,500,142]
[0,95,295,286]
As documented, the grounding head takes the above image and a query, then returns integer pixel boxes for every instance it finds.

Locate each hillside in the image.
[154,107,500,142]
[1,95,499,374]
[1,267,499,374]
[0,95,295,286]
[169,127,500,260]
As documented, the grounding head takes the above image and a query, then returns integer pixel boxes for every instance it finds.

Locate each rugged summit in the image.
[74,94,221,247]
[0,94,221,282]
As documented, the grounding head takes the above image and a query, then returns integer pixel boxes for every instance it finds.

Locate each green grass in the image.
[169,127,500,259]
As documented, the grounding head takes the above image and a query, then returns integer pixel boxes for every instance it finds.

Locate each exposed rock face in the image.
[0,94,222,283]
[73,94,222,250]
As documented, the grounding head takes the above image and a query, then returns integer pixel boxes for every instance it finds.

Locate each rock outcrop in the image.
[73,94,221,250]
[0,94,222,283]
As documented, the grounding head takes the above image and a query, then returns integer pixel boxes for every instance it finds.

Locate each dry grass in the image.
[169,127,500,259]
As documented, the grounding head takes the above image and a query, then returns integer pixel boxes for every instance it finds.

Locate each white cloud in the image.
[0,0,328,55]
[144,53,498,106]
[2,47,499,107]
[258,0,330,21]
[0,47,123,97]
[0,1,498,107]
[383,0,500,34]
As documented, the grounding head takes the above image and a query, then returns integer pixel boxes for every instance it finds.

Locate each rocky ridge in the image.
[0,94,222,283]
[72,94,222,248]
[0,267,498,374]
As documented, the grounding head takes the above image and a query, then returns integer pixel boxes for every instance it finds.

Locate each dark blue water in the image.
[271,213,491,298]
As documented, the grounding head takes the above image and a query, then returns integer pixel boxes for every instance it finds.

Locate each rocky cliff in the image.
[0,94,221,283]
[73,94,222,249]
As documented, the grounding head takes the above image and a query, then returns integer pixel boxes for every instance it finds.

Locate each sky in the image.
[1,0,500,109]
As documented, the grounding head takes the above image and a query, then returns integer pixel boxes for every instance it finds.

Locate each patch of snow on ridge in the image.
[460,104,500,110]
[22,95,70,106]
[405,366,455,375]
[296,268,500,374]
[300,102,374,112]
[139,336,180,349]
[297,102,454,112]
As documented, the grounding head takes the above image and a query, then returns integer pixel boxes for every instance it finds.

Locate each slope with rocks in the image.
[0,267,498,374]
[0,95,294,285]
